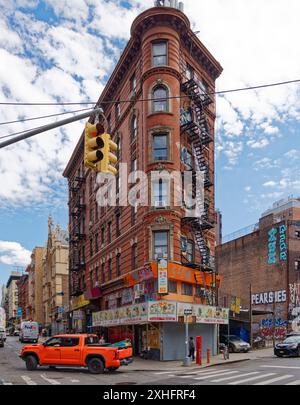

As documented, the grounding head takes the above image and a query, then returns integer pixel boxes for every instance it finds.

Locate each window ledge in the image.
[147,112,174,118]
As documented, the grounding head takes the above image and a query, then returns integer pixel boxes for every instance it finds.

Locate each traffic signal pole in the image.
[0,107,104,149]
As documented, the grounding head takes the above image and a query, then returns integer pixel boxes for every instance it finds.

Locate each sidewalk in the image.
[125,348,275,372]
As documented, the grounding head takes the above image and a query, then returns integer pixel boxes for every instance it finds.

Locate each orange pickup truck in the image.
[19,334,133,374]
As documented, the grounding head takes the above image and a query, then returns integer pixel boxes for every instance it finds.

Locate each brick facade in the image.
[64,5,223,348]
[217,198,300,339]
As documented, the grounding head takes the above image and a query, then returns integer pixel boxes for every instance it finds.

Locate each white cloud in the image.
[263,181,277,188]
[0,0,299,206]
[285,149,300,160]
[0,241,31,266]
[247,139,270,149]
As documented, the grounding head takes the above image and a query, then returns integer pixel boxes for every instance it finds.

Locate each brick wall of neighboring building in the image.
[217,198,300,339]
[17,274,29,320]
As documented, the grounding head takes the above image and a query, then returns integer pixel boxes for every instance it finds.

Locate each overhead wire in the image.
[1,78,300,141]
[0,78,299,107]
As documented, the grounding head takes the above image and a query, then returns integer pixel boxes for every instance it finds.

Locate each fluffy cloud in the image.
[0,241,31,266]
[0,0,299,209]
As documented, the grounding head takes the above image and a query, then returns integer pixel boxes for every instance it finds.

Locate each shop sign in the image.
[177,303,229,325]
[73,310,85,320]
[121,288,134,306]
[158,259,168,294]
[148,301,177,322]
[72,294,90,310]
[230,297,241,315]
[252,290,287,305]
[124,264,154,286]
[92,303,148,327]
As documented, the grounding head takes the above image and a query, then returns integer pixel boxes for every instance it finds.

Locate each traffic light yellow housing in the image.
[84,122,118,175]
[99,133,118,175]
[84,123,104,171]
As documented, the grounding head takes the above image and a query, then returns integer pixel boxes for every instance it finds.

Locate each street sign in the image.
[184,309,193,316]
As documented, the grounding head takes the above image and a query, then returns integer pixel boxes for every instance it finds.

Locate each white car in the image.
[0,327,6,342]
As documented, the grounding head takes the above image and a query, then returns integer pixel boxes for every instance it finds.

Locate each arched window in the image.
[131,115,137,139]
[152,85,169,113]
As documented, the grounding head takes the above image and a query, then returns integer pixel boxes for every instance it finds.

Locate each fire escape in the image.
[69,174,86,297]
[180,66,217,306]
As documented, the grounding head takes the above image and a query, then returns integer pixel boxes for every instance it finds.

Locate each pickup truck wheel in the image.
[87,358,104,374]
[25,355,38,371]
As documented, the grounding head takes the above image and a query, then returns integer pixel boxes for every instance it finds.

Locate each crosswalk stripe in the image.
[229,373,276,385]
[40,374,61,385]
[21,376,37,386]
[194,371,239,380]
[260,365,300,370]
[286,380,300,386]
[154,371,178,375]
[178,369,231,379]
[212,372,260,383]
[0,380,13,385]
[255,375,294,385]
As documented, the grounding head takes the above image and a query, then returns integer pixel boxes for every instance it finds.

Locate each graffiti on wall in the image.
[289,283,300,332]
[260,318,288,340]
[267,224,287,265]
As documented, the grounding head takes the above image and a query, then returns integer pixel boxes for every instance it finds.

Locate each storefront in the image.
[92,301,229,361]
[70,295,90,333]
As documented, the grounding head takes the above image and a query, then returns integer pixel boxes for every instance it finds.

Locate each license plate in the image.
[280,351,285,354]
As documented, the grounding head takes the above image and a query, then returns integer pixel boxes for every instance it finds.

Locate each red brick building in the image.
[217,197,300,343]
[17,274,29,320]
[64,2,226,360]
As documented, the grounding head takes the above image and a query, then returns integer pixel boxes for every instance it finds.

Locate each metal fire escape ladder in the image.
[181,71,215,273]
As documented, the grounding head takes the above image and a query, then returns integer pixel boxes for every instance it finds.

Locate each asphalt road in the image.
[1,337,300,386]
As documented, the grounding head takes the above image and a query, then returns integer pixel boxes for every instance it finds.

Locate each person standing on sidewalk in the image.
[188,337,195,361]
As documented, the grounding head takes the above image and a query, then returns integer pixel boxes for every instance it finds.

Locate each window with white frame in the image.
[152,85,169,113]
[152,41,167,66]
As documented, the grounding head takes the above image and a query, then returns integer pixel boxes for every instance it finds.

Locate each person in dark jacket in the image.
[189,337,195,361]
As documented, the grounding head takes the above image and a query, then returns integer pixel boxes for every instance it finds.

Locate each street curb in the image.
[125,358,252,373]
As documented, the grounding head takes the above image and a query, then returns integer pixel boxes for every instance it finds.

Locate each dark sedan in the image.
[274,336,300,358]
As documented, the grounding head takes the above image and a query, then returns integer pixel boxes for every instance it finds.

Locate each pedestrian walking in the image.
[188,337,195,361]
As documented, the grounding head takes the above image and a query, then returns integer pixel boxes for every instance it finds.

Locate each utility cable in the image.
[0,79,299,106]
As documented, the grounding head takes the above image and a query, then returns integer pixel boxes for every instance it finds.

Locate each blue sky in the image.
[0,0,300,294]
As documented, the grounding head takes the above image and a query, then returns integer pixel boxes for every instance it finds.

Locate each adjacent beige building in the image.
[26,247,45,324]
[5,272,21,328]
[43,217,69,335]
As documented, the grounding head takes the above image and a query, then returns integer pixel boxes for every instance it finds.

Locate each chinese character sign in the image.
[279,225,287,262]
[268,228,277,265]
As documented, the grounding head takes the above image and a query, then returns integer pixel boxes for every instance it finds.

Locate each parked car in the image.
[19,334,133,374]
[220,335,251,353]
[286,331,300,338]
[0,327,6,342]
[0,329,5,348]
[13,330,20,337]
[274,336,300,358]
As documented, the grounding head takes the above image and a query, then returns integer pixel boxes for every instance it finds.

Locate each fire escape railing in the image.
[180,67,217,305]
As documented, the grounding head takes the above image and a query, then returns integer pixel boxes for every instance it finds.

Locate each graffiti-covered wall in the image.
[289,283,300,332]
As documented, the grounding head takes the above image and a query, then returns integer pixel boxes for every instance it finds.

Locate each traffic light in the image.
[98,133,118,175]
[84,122,105,171]
[84,122,118,175]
